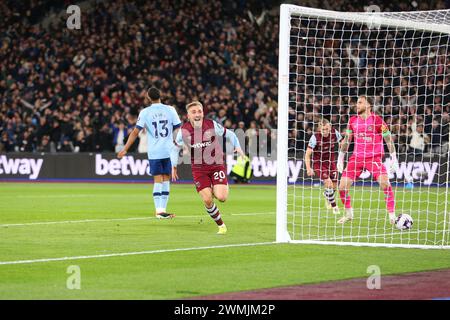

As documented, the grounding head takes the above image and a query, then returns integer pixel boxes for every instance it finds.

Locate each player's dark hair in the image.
[147,87,161,101]
[361,95,375,107]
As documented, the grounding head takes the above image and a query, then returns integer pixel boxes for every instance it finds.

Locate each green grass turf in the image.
[0,182,449,299]
[288,184,450,246]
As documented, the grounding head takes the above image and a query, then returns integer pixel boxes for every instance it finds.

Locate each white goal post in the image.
[277,4,450,249]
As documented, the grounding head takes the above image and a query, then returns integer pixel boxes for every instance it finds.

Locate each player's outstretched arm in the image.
[340,129,352,153]
[170,145,182,182]
[170,129,184,181]
[304,147,315,177]
[337,129,352,173]
[225,130,245,157]
[213,121,245,157]
[117,127,141,159]
[305,134,317,177]
[383,131,398,174]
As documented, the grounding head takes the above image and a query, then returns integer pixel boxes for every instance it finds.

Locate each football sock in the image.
[161,181,170,212]
[324,188,337,208]
[339,190,352,209]
[153,182,163,213]
[383,186,395,214]
[205,203,223,226]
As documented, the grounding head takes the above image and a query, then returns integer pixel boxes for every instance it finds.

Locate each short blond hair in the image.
[186,101,203,111]
[318,118,330,128]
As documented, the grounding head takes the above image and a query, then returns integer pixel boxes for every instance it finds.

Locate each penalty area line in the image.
[0,242,276,266]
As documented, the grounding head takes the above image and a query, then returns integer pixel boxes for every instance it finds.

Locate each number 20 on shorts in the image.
[213,171,226,180]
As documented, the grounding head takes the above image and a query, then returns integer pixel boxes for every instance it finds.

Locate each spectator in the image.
[36,117,51,141]
[97,123,114,152]
[73,131,88,153]
[409,120,430,155]
[215,109,228,125]
[1,131,14,152]
[59,137,74,152]
[113,121,127,153]
[17,129,35,152]
[50,120,62,146]
[84,127,96,152]
[36,135,52,153]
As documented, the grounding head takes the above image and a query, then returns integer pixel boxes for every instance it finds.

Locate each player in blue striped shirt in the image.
[118,87,181,219]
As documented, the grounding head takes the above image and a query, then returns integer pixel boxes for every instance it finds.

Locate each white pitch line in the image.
[0,241,276,266]
[314,229,429,242]
[0,216,151,227]
[2,194,107,199]
[231,212,275,216]
[1,194,149,199]
[0,212,275,228]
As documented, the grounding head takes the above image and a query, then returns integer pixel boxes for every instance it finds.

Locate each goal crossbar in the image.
[282,4,450,35]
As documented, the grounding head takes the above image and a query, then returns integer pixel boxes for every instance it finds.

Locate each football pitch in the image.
[0,182,449,299]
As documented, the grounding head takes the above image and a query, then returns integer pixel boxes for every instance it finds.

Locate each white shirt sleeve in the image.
[213,121,241,149]
[335,130,343,141]
[171,107,181,129]
[136,110,145,129]
[213,120,226,136]
[170,130,184,167]
[308,134,317,149]
[174,129,184,146]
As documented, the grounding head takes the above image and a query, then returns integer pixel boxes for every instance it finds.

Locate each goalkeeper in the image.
[337,96,399,225]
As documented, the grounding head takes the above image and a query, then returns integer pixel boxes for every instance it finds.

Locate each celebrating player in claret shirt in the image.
[304,118,342,215]
[337,96,399,225]
[171,101,245,235]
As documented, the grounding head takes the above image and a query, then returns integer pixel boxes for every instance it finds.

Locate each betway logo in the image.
[226,155,302,183]
[191,141,212,149]
[0,155,43,180]
[95,154,149,176]
[250,157,302,183]
[379,159,438,185]
[226,155,439,185]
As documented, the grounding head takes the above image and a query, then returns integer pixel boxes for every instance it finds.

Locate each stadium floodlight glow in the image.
[277,4,450,249]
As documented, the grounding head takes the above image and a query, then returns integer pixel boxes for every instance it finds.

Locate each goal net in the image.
[276,4,450,249]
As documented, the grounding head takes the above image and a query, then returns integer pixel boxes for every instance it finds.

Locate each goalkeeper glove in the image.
[388,152,399,175]
[337,152,345,173]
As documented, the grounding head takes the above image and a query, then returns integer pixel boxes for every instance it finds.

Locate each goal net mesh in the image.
[284,6,450,247]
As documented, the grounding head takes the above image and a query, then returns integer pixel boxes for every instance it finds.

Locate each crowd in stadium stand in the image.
[0,0,449,156]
